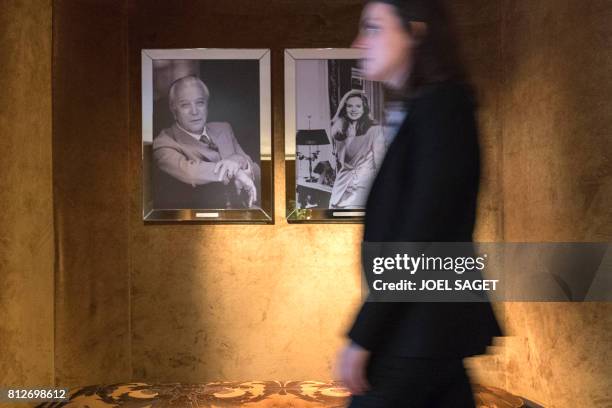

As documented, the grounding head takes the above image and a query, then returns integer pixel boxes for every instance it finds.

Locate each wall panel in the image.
[0,0,54,390]
[53,0,130,387]
[500,0,612,406]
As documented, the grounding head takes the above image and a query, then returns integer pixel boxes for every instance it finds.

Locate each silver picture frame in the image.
[142,48,272,223]
[284,48,386,223]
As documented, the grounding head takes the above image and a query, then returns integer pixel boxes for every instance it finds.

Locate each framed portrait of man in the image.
[284,49,388,223]
[142,49,272,222]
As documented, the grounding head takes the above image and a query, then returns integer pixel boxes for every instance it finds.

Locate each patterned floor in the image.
[35,381,528,407]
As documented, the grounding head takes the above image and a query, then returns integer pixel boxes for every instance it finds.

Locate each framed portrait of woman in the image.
[142,48,272,223]
[284,49,388,223]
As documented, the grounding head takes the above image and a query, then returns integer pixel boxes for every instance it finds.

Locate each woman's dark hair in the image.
[368,0,467,93]
[334,91,376,141]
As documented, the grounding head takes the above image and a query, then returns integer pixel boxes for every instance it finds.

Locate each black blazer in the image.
[348,81,502,358]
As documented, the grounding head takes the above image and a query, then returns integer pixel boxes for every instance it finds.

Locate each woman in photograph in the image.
[337,0,502,407]
[329,90,386,209]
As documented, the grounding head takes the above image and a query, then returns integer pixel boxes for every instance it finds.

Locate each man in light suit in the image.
[153,76,260,209]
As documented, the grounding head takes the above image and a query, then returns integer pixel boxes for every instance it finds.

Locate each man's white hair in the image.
[168,75,210,111]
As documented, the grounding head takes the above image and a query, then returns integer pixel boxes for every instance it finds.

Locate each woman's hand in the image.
[331,118,346,141]
[337,341,371,395]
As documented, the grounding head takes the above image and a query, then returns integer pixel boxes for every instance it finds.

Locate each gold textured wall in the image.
[498,0,612,406]
[0,0,54,389]
[53,0,131,387]
[450,0,505,242]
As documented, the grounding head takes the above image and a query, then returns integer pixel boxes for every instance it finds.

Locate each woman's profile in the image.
[329,90,386,209]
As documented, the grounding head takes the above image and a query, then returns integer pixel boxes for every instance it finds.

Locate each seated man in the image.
[153,75,260,209]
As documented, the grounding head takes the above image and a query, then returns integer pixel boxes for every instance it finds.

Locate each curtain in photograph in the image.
[328,59,358,118]
[364,81,385,124]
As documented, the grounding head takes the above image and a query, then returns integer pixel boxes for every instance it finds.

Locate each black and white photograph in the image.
[285,49,388,221]
[142,49,272,222]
